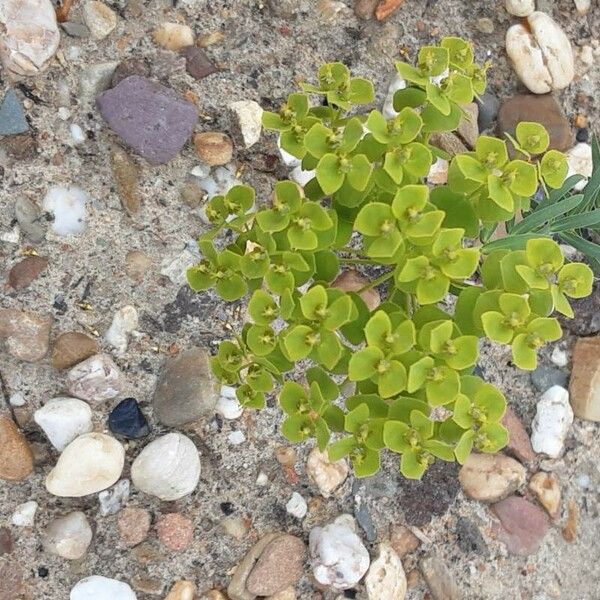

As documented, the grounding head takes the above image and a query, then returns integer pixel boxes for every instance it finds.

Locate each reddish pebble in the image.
[156,513,194,552]
[502,406,536,464]
[8,256,49,290]
[118,507,151,547]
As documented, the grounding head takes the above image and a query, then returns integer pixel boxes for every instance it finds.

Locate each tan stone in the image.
[0,308,51,362]
[111,145,141,215]
[0,415,34,481]
[332,270,380,311]
[569,336,600,421]
[166,581,197,600]
[125,250,153,281]
[459,453,526,502]
[389,524,420,558]
[153,22,195,51]
[194,132,234,166]
[306,447,349,498]
[428,132,467,157]
[456,102,479,148]
[51,331,99,370]
[529,472,561,519]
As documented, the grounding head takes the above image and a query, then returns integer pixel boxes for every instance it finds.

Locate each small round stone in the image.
[156,513,194,552]
[118,507,152,547]
[108,398,150,439]
[42,511,93,560]
[194,132,234,166]
[51,332,99,370]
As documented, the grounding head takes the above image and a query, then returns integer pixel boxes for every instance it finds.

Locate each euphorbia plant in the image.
[187,38,594,479]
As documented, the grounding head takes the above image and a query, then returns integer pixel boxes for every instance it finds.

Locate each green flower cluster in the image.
[187,38,593,480]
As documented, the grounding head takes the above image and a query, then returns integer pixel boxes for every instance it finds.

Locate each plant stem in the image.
[357,270,394,293]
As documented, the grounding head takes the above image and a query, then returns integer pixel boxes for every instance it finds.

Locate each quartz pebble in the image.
[153,347,219,426]
[365,542,407,600]
[310,515,369,590]
[459,453,526,502]
[11,501,37,527]
[332,270,381,311]
[46,433,125,497]
[83,1,117,39]
[216,386,243,420]
[506,12,574,94]
[306,447,349,498]
[529,472,561,519]
[105,305,138,354]
[131,433,201,500]
[165,581,197,600]
[574,0,591,14]
[67,353,124,403]
[118,507,151,547]
[0,415,34,481]
[0,89,28,135]
[505,0,534,16]
[491,496,549,556]
[70,576,137,600]
[153,22,195,51]
[501,406,536,464]
[221,515,250,541]
[286,492,308,519]
[156,513,194,552]
[8,256,48,290]
[569,336,600,421]
[34,397,93,451]
[42,511,92,559]
[566,143,593,191]
[419,555,460,600]
[0,308,52,362]
[530,385,573,458]
[51,331,99,370]
[550,346,569,368]
[43,186,88,236]
[230,100,263,148]
[0,0,60,76]
[194,132,234,166]
[108,398,149,439]
[98,479,130,516]
[97,76,198,165]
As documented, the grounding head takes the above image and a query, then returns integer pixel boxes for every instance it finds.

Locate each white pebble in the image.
[82,0,118,40]
[277,137,302,168]
[104,305,138,354]
[505,0,534,16]
[34,397,93,451]
[58,107,71,121]
[574,0,591,15]
[43,186,88,236]
[160,249,198,284]
[427,158,448,185]
[550,347,569,368]
[286,492,308,519]
[43,511,93,560]
[306,447,349,498]
[190,163,211,179]
[309,515,370,590]
[11,501,38,527]
[153,22,195,50]
[9,392,26,407]
[577,473,591,489]
[290,166,316,187]
[0,226,20,244]
[67,353,124,403]
[216,386,243,420]
[566,143,593,191]
[70,123,86,145]
[70,576,137,600]
[228,430,246,445]
[531,386,574,459]
[382,73,406,120]
[365,542,407,600]
[230,100,263,148]
[256,471,269,486]
[131,433,201,501]
[98,479,130,516]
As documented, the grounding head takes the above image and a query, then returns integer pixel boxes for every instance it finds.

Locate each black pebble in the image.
[220,501,235,515]
[108,398,150,439]
[576,128,589,143]
[38,566,49,578]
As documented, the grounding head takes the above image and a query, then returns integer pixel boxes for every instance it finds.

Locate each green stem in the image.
[357,271,394,293]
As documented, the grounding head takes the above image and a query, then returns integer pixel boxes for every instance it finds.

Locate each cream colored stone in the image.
[529,472,561,519]
[83,1,117,40]
[165,580,197,600]
[505,0,534,16]
[365,542,407,600]
[306,447,349,498]
[153,22,195,51]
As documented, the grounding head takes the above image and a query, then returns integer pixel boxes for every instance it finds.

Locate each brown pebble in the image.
[197,31,225,47]
[156,513,194,552]
[111,145,141,215]
[111,57,150,87]
[501,406,536,464]
[389,524,420,558]
[0,562,23,600]
[275,446,296,467]
[0,415,34,481]
[562,498,578,542]
[332,270,380,311]
[125,250,153,281]
[354,0,378,19]
[0,134,37,160]
[131,575,164,595]
[180,182,204,208]
[375,0,405,21]
[118,507,152,547]
[51,331,99,370]
[0,526,13,556]
[8,256,48,290]
[132,542,162,564]
[183,46,217,80]
[0,308,52,362]
[165,580,197,600]
[194,132,233,166]
[406,568,420,588]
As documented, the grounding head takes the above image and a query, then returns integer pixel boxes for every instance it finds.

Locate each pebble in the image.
[0,527,13,555]
[501,406,536,464]
[506,12,574,94]
[566,143,593,191]
[286,492,308,519]
[529,472,561,519]
[0,0,60,76]
[574,0,591,14]
[476,92,500,131]
[183,46,217,80]
[195,165,241,199]
[160,248,198,284]
[156,513,194,552]
[180,181,204,208]
[70,123,86,145]
[455,516,488,555]
[491,496,549,556]
[459,453,526,502]
[51,331,99,370]
[46,433,125,497]
[497,94,572,151]
[306,447,349,498]
[0,89,28,135]
[229,100,264,148]
[153,347,219,426]
[365,542,407,600]
[11,500,38,526]
[82,1,117,39]
[67,353,124,403]
[153,22,195,50]
[457,102,479,149]
[570,336,600,421]
[1,133,37,161]
[216,386,244,419]
[79,61,119,103]
[332,270,381,311]
[125,250,153,281]
[429,132,467,157]
[97,76,198,165]
[42,511,93,559]
[111,58,150,87]
[419,555,460,600]
[165,581,197,600]
[221,515,250,541]
[131,432,201,500]
[530,365,569,392]
[228,430,246,445]
[111,145,141,215]
[8,255,48,290]
[309,515,370,590]
[0,308,51,362]
[530,386,573,458]
[105,305,138,354]
[98,479,130,516]
[0,415,34,481]
[383,73,406,120]
[427,158,449,185]
[14,196,45,242]
[108,398,150,439]
[118,507,151,547]
[476,18,494,34]
[194,132,234,166]
[354,0,378,19]
[505,0,534,16]
[550,346,569,368]
[34,397,93,451]
[43,186,88,236]
[70,576,137,600]
[0,562,23,600]
[61,22,91,38]
[389,525,420,558]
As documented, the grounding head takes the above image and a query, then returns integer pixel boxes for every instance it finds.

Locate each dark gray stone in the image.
[354,497,376,542]
[61,22,91,37]
[456,517,488,555]
[0,90,28,135]
[111,58,150,88]
[476,92,500,131]
[530,366,568,393]
[152,347,219,426]
[96,75,197,165]
[183,47,217,81]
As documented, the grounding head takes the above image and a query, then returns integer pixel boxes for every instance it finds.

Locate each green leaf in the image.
[349,78,375,104]
[216,275,247,301]
[347,154,373,191]
[328,437,357,461]
[540,150,569,189]
[246,325,276,356]
[558,262,594,298]
[316,153,345,195]
[355,202,395,237]
[279,381,307,414]
[281,414,313,443]
[515,122,549,154]
[441,36,474,69]
[348,346,384,381]
[393,87,427,112]
[300,285,328,320]
[505,160,538,197]
[418,46,449,76]
[475,136,508,169]
[304,122,333,159]
[352,447,381,477]
[454,430,475,464]
[378,360,407,398]
[284,325,317,360]
[511,333,538,370]
[383,420,411,453]
[400,449,428,479]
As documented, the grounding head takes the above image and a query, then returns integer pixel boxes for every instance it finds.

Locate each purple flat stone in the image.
[96,75,197,165]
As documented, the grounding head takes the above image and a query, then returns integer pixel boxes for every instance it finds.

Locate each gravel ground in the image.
[1,0,600,598]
